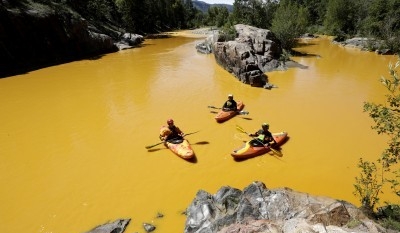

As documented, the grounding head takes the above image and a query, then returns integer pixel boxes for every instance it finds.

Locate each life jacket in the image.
[159,126,172,137]
[226,100,234,107]
[257,134,265,141]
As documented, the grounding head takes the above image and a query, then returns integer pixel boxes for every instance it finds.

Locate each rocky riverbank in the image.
[84,182,396,233]
[0,1,143,78]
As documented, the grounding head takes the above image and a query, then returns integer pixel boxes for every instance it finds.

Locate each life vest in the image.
[257,134,265,141]
[226,100,234,107]
[159,126,172,137]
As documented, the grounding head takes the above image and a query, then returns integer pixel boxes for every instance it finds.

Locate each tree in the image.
[323,0,357,35]
[231,0,277,29]
[271,0,309,50]
[354,57,400,216]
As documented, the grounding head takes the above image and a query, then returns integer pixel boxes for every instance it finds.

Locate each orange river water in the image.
[0,32,398,233]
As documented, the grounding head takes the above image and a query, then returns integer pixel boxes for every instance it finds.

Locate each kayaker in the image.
[222,94,237,111]
[159,119,185,142]
[249,123,277,146]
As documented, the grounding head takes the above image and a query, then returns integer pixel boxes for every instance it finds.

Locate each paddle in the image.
[145,131,199,149]
[207,106,249,115]
[235,125,282,156]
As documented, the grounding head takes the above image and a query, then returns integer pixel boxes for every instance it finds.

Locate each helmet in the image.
[167,119,174,124]
[228,94,233,98]
[262,123,269,128]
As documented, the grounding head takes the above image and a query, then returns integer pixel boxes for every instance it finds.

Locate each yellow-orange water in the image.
[0,34,398,233]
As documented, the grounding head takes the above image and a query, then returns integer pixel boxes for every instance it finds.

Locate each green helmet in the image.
[262,123,269,128]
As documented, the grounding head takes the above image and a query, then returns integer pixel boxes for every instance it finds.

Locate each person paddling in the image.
[222,94,238,111]
[249,123,277,147]
[159,119,185,143]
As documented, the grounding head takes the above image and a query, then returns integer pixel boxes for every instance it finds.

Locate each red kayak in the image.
[231,131,288,160]
[215,101,245,123]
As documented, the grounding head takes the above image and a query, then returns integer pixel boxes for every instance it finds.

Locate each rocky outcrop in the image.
[0,3,143,78]
[84,219,130,233]
[212,24,283,88]
[184,181,391,233]
[332,37,394,55]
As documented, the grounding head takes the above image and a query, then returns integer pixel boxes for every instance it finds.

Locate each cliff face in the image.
[0,3,122,78]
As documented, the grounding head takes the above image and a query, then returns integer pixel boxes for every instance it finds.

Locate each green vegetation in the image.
[271,0,308,50]
[353,57,400,230]
[9,0,399,52]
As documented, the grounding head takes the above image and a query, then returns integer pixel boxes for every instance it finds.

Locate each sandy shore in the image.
[168,27,218,38]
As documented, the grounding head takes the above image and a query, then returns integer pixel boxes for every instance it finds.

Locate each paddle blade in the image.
[270,147,283,157]
[239,111,249,115]
[207,106,220,109]
[235,125,249,135]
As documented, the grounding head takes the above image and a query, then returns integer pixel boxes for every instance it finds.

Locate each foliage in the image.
[219,25,236,42]
[346,218,362,228]
[231,0,277,29]
[377,204,400,231]
[323,0,357,35]
[206,6,229,28]
[354,57,400,218]
[20,0,400,52]
[353,158,383,216]
[271,0,309,50]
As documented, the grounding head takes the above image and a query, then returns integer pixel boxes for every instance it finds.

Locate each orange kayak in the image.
[215,101,245,123]
[165,138,195,160]
[231,132,288,160]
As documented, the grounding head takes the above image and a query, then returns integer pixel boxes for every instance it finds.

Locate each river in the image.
[0,33,397,233]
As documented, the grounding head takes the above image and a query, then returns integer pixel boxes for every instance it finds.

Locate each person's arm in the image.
[232,101,238,110]
[249,130,258,137]
[177,127,184,136]
[222,101,228,109]
[267,132,276,144]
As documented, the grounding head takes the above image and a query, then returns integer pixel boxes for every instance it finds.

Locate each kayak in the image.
[231,132,288,160]
[165,138,195,160]
[215,101,245,123]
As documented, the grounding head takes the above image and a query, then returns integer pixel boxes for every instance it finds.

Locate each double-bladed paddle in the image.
[235,125,282,156]
[207,105,249,115]
[145,131,200,149]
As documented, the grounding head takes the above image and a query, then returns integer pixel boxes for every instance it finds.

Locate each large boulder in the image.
[213,24,283,88]
[184,181,390,233]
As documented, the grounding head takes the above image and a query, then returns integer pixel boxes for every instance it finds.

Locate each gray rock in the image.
[184,181,391,233]
[212,24,283,88]
[84,219,130,233]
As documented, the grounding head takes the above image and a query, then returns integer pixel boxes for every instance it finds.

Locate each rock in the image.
[0,3,144,78]
[184,181,390,233]
[212,24,283,88]
[84,219,130,233]
[143,222,156,232]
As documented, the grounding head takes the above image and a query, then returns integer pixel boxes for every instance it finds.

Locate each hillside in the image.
[192,0,233,12]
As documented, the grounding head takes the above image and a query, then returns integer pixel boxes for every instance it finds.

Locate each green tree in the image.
[354,57,400,216]
[271,0,309,50]
[206,6,229,27]
[231,0,277,29]
[323,0,357,36]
